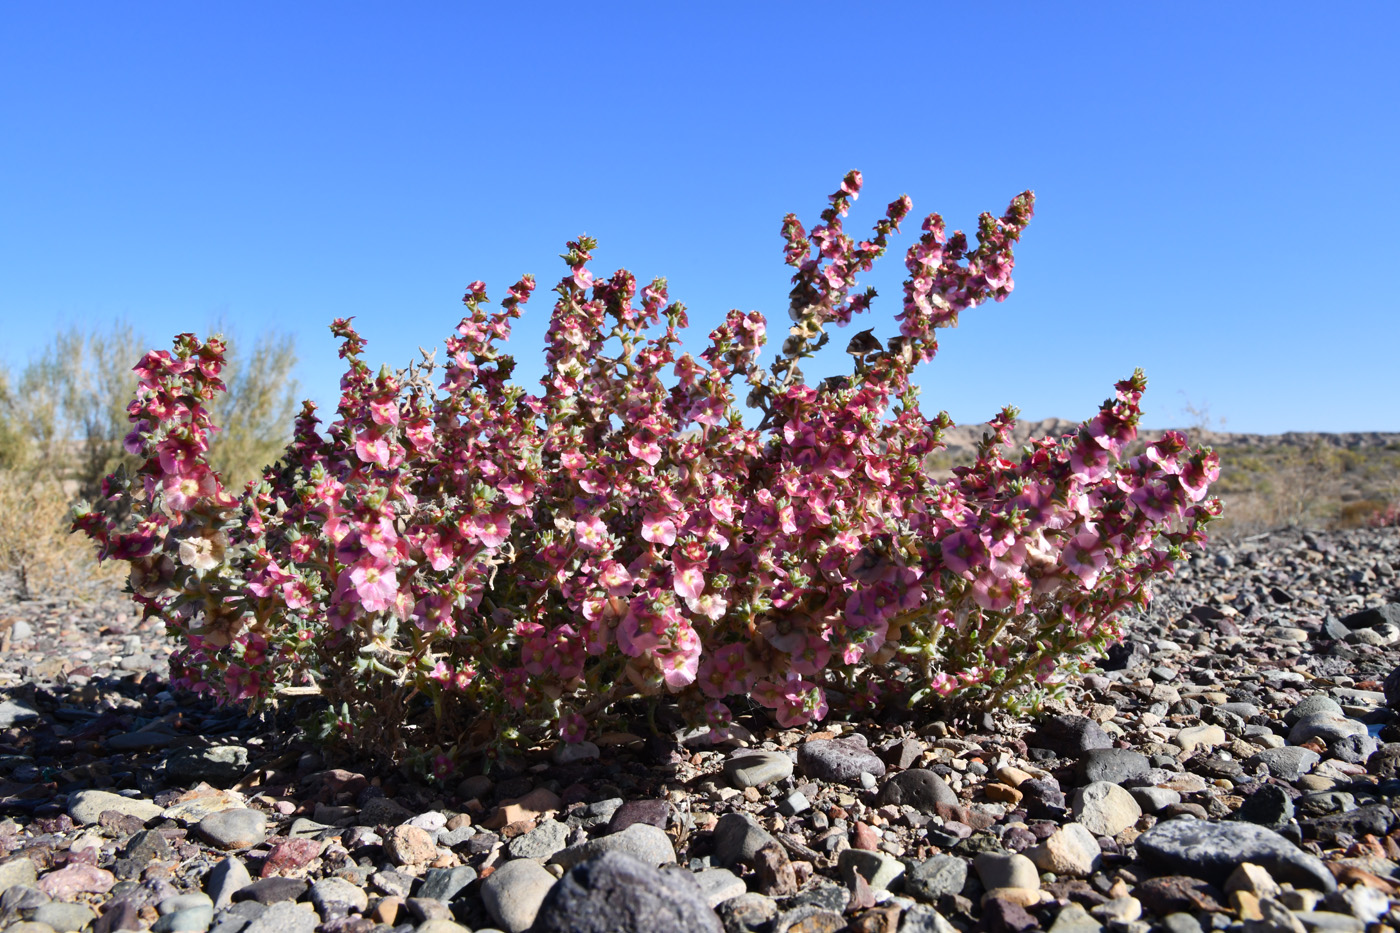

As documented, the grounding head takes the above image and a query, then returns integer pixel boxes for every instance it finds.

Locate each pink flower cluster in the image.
[75,172,1220,762]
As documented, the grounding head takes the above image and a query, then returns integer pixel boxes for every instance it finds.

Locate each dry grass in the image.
[0,469,124,600]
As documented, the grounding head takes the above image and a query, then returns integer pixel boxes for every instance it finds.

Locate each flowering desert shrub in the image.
[74,172,1220,765]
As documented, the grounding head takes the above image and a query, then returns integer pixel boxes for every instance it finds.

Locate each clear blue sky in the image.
[3,4,1396,435]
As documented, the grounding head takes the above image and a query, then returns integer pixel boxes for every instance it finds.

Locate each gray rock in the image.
[0,857,37,895]
[308,877,368,914]
[242,900,317,933]
[209,900,265,933]
[723,751,793,788]
[797,736,886,784]
[1288,713,1366,745]
[903,855,969,901]
[0,699,39,729]
[506,818,570,860]
[1159,913,1204,933]
[899,905,961,933]
[550,822,675,869]
[1070,781,1142,836]
[838,848,904,891]
[30,902,96,932]
[552,740,601,764]
[1237,784,1296,831]
[67,789,163,825]
[1047,902,1104,933]
[1285,696,1346,725]
[205,856,253,910]
[607,799,671,833]
[973,852,1040,890]
[692,867,747,907]
[1135,818,1336,892]
[1248,747,1320,781]
[711,812,779,869]
[1328,733,1379,764]
[416,865,477,903]
[197,808,268,850]
[1130,787,1182,813]
[1027,715,1113,756]
[532,851,723,933]
[106,730,177,751]
[165,746,250,787]
[152,904,214,932]
[875,769,957,813]
[357,796,414,825]
[1078,748,1151,786]
[481,859,559,932]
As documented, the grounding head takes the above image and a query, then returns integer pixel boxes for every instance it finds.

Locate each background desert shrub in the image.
[0,468,123,599]
[0,321,300,593]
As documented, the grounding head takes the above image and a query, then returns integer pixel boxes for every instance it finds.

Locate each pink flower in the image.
[684,591,728,620]
[1061,531,1109,588]
[598,559,633,596]
[559,711,587,744]
[628,434,662,466]
[468,512,511,549]
[369,398,400,427]
[161,467,217,512]
[574,514,609,552]
[348,556,398,612]
[355,431,391,468]
[640,513,677,546]
[672,563,705,601]
[940,528,989,578]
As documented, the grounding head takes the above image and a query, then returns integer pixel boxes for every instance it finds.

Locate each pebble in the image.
[724,750,794,788]
[66,789,163,825]
[1027,822,1102,877]
[481,857,558,932]
[196,807,268,849]
[1069,781,1142,836]
[1135,818,1337,892]
[797,735,886,784]
[550,821,676,869]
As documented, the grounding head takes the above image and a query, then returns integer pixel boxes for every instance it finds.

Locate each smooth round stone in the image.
[1289,713,1367,745]
[1046,902,1103,933]
[158,893,214,915]
[875,769,957,813]
[67,790,163,826]
[797,736,886,784]
[1285,696,1345,726]
[309,877,369,914]
[151,905,214,932]
[481,858,557,932]
[407,811,448,834]
[1135,818,1336,892]
[165,746,250,788]
[838,848,905,891]
[531,851,723,933]
[1026,823,1101,877]
[724,751,793,789]
[197,808,269,849]
[1176,725,1227,755]
[1070,782,1142,837]
[206,856,253,909]
[904,855,968,901]
[1247,747,1320,781]
[550,822,675,870]
[1130,786,1182,813]
[0,858,37,894]
[415,922,471,933]
[717,893,780,932]
[29,903,96,933]
[973,852,1040,891]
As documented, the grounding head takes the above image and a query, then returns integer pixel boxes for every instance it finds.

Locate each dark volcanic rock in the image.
[874,769,957,812]
[1135,819,1336,893]
[1025,715,1113,757]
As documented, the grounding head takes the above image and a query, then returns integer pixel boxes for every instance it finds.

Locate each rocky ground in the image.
[2,527,1400,933]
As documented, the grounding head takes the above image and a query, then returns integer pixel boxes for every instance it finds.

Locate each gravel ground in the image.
[1,526,1399,933]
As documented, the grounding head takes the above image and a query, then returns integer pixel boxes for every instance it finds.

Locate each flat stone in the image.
[481,858,558,933]
[241,900,317,933]
[416,865,477,903]
[0,700,39,728]
[1078,748,1151,786]
[384,824,438,866]
[717,893,781,933]
[607,799,671,833]
[838,847,905,891]
[1047,902,1103,933]
[550,822,675,869]
[1070,781,1142,836]
[1135,819,1336,892]
[903,855,968,901]
[197,808,268,849]
[0,857,37,894]
[1289,713,1366,745]
[724,751,794,788]
[1027,715,1113,756]
[165,746,250,787]
[309,876,368,914]
[506,818,570,860]
[37,863,115,899]
[1248,747,1320,781]
[235,876,309,905]
[797,736,886,784]
[1131,787,1182,813]
[30,902,96,933]
[532,851,723,933]
[692,867,747,907]
[152,904,213,932]
[67,790,163,826]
